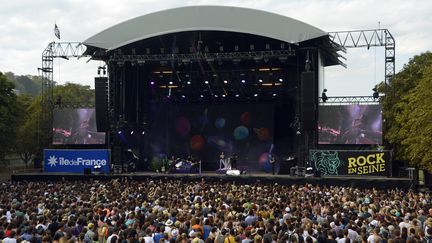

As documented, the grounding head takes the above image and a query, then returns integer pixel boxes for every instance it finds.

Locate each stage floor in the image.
[11,171,411,189]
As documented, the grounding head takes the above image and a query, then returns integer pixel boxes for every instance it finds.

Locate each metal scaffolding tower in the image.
[39,42,87,149]
[328,29,395,90]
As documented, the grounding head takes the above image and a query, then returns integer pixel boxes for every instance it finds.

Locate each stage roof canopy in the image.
[83,5,329,51]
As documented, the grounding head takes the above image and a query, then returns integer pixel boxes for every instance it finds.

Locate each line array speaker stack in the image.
[300,71,316,131]
[95,77,109,132]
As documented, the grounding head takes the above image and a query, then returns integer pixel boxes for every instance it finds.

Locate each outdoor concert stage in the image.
[43,6,394,181]
[11,172,411,189]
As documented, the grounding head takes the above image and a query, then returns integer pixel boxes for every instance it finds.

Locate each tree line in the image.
[381,51,432,173]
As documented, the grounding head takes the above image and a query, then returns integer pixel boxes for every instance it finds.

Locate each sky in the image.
[0,0,431,96]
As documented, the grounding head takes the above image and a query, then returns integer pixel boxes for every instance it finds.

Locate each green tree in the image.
[0,72,24,164]
[5,72,42,96]
[382,52,432,172]
[14,94,35,166]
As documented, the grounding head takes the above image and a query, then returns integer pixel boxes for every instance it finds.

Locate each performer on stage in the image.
[219,152,231,169]
[189,157,200,173]
[270,155,276,175]
[166,156,176,174]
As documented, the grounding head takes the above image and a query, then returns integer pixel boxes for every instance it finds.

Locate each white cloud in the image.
[0,0,431,95]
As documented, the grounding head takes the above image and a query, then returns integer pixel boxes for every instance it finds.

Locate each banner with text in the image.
[309,150,391,176]
[44,149,110,173]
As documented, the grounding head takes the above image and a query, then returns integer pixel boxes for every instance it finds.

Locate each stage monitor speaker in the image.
[83,168,91,175]
[279,158,297,175]
[301,71,316,131]
[95,77,108,132]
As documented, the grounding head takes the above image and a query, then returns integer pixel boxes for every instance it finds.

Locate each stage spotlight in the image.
[222,94,226,97]
[224,80,228,84]
[322,89,328,102]
[273,93,277,97]
[241,79,246,84]
[279,78,283,82]
[181,95,186,99]
[118,131,122,134]
[150,81,155,85]
[130,131,134,135]
[214,94,218,98]
[169,81,173,85]
[254,93,258,97]
[142,131,145,135]
[258,79,263,83]
[235,94,240,97]
[187,81,191,85]
[200,94,204,98]
[205,80,209,84]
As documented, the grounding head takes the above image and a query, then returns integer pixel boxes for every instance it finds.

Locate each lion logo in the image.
[310,151,342,175]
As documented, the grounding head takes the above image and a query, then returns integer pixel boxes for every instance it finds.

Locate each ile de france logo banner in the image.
[44,149,110,173]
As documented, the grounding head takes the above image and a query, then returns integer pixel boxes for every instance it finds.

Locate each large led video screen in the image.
[318,104,382,145]
[53,108,105,145]
[145,103,274,171]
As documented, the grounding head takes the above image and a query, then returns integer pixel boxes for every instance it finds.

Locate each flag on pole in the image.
[54,24,61,39]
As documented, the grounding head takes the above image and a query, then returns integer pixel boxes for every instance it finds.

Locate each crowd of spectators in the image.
[0,179,431,243]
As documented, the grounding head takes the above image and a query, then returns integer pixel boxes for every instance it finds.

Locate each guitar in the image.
[268,144,275,164]
[270,156,275,164]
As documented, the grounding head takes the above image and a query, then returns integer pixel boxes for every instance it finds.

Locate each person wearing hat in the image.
[85,223,96,243]
[164,219,173,235]
[171,228,179,241]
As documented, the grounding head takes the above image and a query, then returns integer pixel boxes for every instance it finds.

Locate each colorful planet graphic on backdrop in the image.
[254,127,271,141]
[215,117,226,129]
[190,135,205,151]
[233,126,249,141]
[208,136,233,150]
[175,117,191,137]
[240,112,251,125]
